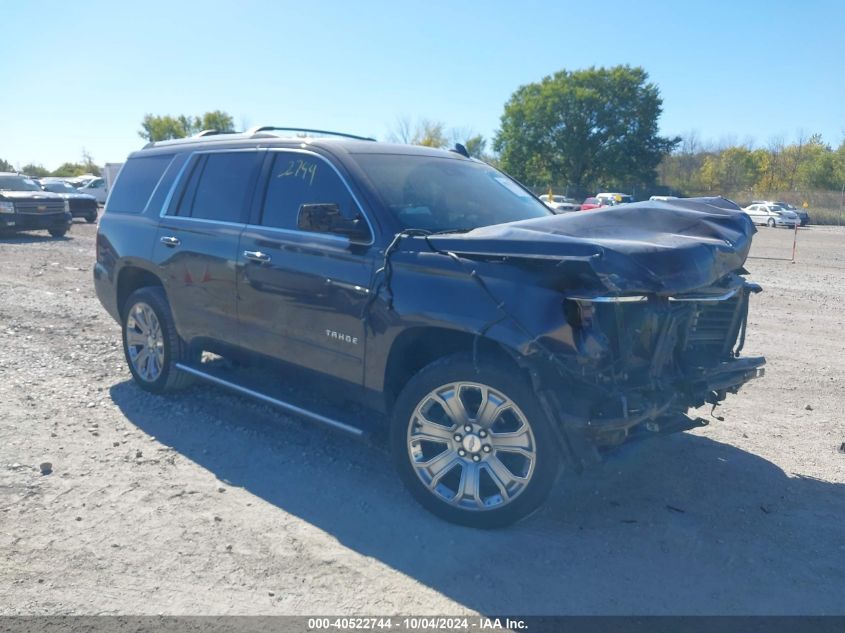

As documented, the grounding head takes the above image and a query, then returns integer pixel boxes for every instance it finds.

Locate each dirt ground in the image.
[1,220,843,616]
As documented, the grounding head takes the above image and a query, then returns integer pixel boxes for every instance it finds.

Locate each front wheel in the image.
[767,218,776,228]
[122,287,196,393]
[390,353,560,528]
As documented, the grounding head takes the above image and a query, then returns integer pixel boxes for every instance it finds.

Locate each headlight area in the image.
[562,294,654,363]
[0,201,15,225]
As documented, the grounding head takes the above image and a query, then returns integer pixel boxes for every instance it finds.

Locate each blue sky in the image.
[1,0,843,170]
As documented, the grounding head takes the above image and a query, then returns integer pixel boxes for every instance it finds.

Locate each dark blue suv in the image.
[94,127,765,527]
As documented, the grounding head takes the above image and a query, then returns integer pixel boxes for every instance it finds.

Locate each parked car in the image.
[596,192,634,206]
[742,203,799,228]
[538,194,580,213]
[39,179,99,223]
[580,196,605,211]
[752,200,809,226]
[0,172,72,237]
[76,177,107,205]
[94,128,764,528]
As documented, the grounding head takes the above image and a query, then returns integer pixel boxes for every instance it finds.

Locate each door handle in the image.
[243,250,271,263]
[160,236,181,247]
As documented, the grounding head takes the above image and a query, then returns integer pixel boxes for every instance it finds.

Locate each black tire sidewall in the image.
[390,353,560,528]
[121,287,179,394]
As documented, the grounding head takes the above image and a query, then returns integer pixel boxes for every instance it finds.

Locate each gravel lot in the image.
[1,221,843,615]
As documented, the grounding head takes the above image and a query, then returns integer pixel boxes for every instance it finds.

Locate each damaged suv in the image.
[94,128,765,527]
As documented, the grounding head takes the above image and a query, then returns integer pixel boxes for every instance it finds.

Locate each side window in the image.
[176,152,258,222]
[260,152,356,230]
[106,155,174,214]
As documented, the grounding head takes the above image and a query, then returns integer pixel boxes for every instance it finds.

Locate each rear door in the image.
[236,149,377,385]
[152,149,262,346]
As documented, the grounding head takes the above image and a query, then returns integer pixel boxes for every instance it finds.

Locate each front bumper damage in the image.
[528,278,765,469]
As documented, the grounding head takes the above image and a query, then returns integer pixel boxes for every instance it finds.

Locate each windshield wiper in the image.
[429,227,474,235]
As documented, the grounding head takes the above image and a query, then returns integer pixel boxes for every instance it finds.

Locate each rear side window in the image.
[176,152,258,223]
[260,152,356,230]
[106,155,173,214]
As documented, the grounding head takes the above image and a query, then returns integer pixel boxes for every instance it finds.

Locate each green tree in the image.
[0,158,14,172]
[716,147,759,192]
[138,111,235,142]
[51,162,90,177]
[494,65,679,190]
[198,110,235,134]
[21,163,50,177]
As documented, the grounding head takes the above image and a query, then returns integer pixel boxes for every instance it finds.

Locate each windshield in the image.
[770,205,785,212]
[43,181,77,193]
[350,154,552,232]
[0,175,43,192]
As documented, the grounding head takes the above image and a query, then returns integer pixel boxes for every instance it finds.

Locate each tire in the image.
[48,229,67,238]
[390,353,560,528]
[767,218,776,228]
[85,214,97,224]
[121,286,196,393]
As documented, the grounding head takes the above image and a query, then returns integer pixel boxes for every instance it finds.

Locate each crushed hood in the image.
[423,197,756,295]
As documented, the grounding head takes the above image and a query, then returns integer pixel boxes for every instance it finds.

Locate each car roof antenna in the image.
[451,143,470,158]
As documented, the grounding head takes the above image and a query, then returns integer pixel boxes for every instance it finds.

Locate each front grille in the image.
[684,297,742,357]
[15,200,65,214]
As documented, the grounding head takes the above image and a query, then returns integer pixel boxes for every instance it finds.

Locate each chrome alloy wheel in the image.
[125,302,165,382]
[407,382,537,510]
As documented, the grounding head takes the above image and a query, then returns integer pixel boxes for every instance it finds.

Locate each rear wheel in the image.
[767,218,776,228]
[48,229,67,238]
[85,214,97,223]
[391,353,560,528]
[122,287,196,393]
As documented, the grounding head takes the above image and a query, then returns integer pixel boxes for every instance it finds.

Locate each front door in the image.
[236,150,376,385]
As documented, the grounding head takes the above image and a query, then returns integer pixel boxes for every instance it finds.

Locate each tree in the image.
[414,119,447,147]
[0,158,14,172]
[494,65,679,191]
[138,111,235,142]
[451,128,488,159]
[388,117,449,148]
[52,162,91,177]
[21,163,50,177]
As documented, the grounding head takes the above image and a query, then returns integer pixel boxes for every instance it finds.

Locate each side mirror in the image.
[297,203,370,243]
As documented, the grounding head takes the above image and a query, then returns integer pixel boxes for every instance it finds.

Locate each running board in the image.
[174,363,366,437]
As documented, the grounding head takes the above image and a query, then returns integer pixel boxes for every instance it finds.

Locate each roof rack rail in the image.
[246,126,376,142]
[194,129,219,137]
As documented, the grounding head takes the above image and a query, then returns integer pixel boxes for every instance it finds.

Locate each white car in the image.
[742,203,799,228]
[538,194,580,213]
[76,177,107,205]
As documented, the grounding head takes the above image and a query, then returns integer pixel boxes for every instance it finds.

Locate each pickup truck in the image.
[0,172,72,237]
[93,127,765,527]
